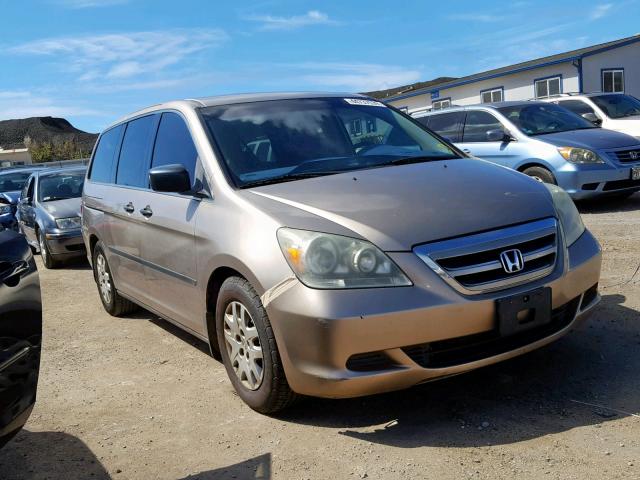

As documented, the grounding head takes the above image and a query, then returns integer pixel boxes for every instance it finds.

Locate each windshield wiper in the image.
[240,171,346,188]
[382,154,460,165]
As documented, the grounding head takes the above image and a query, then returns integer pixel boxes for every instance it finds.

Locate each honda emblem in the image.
[500,249,525,274]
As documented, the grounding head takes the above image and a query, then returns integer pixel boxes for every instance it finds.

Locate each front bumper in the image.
[0,212,17,230]
[555,160,640,199]
[44,228,86,256]
[266,230,602,398]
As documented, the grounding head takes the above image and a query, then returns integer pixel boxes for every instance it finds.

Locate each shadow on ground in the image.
[0,430,271,479]
[577,191,640,214]
[278,293,640,448]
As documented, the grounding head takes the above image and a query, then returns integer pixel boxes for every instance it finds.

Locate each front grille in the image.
[612,148,640,163]
[603,179,640,191]
[402,295,581,369]
[414,218,558,294]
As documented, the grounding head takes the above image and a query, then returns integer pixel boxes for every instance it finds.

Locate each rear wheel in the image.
[522,166,556,185]
[38,229,60,269]
[216,277,297,414]
[92,241,137,316]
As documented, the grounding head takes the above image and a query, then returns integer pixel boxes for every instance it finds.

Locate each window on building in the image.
[462,110,505,142]
[421,111,465,142]
[602,69,624,93]
[432,99,451,110]
[534,76,561,99]
[481,88,503,103]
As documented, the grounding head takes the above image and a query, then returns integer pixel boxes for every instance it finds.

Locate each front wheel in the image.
[38,229,59,269]
[522,166,556,185]
[92,241,137,316]
[216,277,297,414]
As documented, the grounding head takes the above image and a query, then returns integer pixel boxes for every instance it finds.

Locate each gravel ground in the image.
[1,194,639,480]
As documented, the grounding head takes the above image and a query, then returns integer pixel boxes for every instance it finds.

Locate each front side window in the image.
[498,103,595,136]
[89,125,123,183]
[602,69,624,93]
[0,171,32,193]
[590,94,640,119]
[38,171,85,202]
[481,88,503,103]
[116,115,157,188]
[535,76,561,99]
[152,112,198,185]
[432,99,451,110]
[420,112,465,142]
[462,111,504,142]
[200,97,460,188]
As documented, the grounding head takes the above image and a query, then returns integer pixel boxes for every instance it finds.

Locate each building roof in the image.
[387,34,640,102]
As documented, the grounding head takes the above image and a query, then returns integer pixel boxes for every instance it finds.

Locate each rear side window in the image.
[425,112,464,142]
[151,112,198,185]
[89,125,123,183]
[556,100,596,116]
[116,115,157,188]
[462,111,503,142]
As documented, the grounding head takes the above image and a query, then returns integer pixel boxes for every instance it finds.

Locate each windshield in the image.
[200,97,460,187]
[0,171,32,193]
[591,94,640,119]
[38,171,85,202]
[498,103,597,136]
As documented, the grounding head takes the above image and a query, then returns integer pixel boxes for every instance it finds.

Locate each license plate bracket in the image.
[631,166,640,181]
[497,287,552,336]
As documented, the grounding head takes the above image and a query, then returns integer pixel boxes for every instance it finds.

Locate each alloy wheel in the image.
[39,231,48,263]
[96,253,112,305]
[223,301,264,390]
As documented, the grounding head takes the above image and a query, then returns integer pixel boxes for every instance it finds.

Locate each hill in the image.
[0,116,98,153]
[364,76,457,100]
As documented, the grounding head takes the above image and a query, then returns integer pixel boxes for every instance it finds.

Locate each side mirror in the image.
[0,196,10,205]
[581,112,602,126]
[149,164,192,193]
[486,129,512,142]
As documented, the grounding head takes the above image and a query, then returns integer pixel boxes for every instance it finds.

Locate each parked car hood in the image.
[40,197,81,219]
[0,191,21,205]
[247,159,556,251]
[535,128,640,149]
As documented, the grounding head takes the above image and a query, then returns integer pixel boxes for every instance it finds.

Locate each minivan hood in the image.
[248,159,556,251]
[40,197,81,219]
[535,128,640,149]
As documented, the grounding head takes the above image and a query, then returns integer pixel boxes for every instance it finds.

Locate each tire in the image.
[92,241,137,317]
[522,166,556,185]
[38,228,60,269]
[216,276,297,414]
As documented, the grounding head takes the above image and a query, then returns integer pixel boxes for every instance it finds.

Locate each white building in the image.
[385,34,640,114]
[0,147,32,168]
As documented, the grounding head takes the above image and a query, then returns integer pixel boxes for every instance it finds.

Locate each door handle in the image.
[124,202,135,214]
[140,206,153,218]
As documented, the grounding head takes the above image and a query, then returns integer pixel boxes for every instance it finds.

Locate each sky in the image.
[1,0,639,132]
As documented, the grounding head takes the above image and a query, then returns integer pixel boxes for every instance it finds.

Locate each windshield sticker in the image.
[344,98,386,107]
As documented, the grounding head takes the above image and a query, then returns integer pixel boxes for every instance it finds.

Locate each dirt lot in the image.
[1,194,640,480]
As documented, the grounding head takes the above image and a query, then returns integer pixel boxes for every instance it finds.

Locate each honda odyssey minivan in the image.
[82,93,602,413]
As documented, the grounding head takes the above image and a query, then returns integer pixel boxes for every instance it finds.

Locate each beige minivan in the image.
[82,93,602,413]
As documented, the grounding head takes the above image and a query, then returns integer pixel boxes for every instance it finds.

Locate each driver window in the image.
[462,111,504,142]
[24,177,34,202]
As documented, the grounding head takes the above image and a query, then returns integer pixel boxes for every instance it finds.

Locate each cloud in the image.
[272,62,422,92]
[590,3,613,19]
[0,90,101,120]
[10,29,228,81]
[244,10,339,30]
[54,0,128,7]
[446,13,505,22]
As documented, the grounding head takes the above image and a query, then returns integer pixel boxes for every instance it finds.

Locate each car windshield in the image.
[0,171,32,193]
[200,97,460,187]
[498,103,597,136]
[590,94,640,119]
[38,171,85,202]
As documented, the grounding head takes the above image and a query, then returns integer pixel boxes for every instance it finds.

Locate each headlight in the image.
[557,147,604,164]
[544,184,585,246]
[0,205,11,215]
[55,216,82,230]
[277,228,412,289]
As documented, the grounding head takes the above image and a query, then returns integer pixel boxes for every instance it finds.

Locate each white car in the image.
[546,93,640,140]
